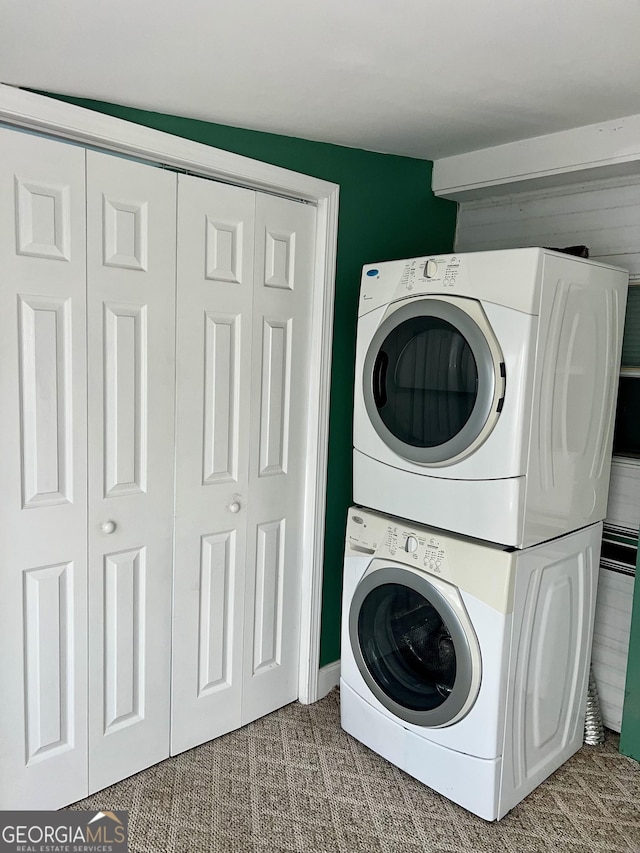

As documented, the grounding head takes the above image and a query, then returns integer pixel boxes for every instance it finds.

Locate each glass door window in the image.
[358,583,457,712]
[349,566,479,727]
[373,315,478,448]
[363,299,500,465]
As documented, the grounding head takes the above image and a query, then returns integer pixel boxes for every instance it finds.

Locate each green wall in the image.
[44,93,458,666]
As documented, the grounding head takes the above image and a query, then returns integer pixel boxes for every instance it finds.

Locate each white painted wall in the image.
[455,174,640,279]
[592,567,635,731]
[455,177,640,731]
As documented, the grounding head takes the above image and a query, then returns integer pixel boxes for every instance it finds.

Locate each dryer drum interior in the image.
[363,298,500,466]
[373,316,478,448]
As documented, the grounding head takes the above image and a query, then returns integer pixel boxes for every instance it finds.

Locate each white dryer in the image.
[340,507,602,821]
[353,248,628,546]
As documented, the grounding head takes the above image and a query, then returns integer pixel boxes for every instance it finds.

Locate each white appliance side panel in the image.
[340,680,502,822]
[353,449,526,546]
[523,254,627,545]
[499,522,601,817]
[352,302,538,481]
[171,175,255,755]
[86,151,177,792]
[591,568,635,732]
[0,127,88,809]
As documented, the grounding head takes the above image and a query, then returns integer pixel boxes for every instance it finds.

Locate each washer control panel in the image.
[391,527,447,577]
[347,510,448,578]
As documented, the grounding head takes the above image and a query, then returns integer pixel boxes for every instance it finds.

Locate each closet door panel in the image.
[171,175,254,755]
[86,151,177,792]
[0,128,88,809]
[242,194,316,725]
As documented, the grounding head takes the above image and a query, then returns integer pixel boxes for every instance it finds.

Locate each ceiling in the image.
[2,0,640,160]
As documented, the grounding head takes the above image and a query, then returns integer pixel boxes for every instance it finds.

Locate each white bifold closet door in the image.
[0,128,89,810]
[171,175,316,754]
[85,151,177,792]
[0,123,318,807]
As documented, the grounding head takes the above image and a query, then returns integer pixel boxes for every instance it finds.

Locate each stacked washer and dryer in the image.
[341,248,628,820]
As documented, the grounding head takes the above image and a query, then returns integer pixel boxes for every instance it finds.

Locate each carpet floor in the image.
[69,689,640,852]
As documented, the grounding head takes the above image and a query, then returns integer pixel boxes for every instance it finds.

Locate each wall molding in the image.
[317,661,340,700]
[0,82,339,707]
[433,113,640,201]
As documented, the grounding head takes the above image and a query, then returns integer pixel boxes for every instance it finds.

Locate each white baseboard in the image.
[317,661,341,699]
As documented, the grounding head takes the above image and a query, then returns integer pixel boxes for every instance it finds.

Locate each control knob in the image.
[405,535,418,553]
[424,260,438,279]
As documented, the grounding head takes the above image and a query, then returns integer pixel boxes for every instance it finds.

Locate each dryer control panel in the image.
[399,255,462,291]
[359,254,468,316]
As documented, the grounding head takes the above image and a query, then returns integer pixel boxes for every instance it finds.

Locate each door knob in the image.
[227,501,241,514]
[101,520,117,534]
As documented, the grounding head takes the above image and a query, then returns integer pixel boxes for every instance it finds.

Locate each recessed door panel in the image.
[259,318,291,476]
[86,150,176,793]
[103,548,145,733]
[264,229,295,290]
[19,295,73,507]
[0,126,88,809]
[103,197,148,270]
[103,303,148,496]
[253,519,285,673]
[16,178,71,260]
[198,531,236,695]
[206,218,244,283]
[203,313,241,484]
[23,562,73,762]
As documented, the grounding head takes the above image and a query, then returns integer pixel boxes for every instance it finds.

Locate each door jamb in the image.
[0,82,338,705]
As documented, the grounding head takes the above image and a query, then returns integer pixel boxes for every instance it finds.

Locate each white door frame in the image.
[0,82,339,705]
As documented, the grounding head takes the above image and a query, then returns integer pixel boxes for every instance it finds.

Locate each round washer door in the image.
[349,565,481,727]
[363,297,503,465]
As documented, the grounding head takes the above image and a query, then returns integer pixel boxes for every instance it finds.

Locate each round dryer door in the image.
[349,565,480,727]
[363,297,504,465]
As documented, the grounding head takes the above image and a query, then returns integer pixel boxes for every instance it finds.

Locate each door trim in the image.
[0,82,338,705]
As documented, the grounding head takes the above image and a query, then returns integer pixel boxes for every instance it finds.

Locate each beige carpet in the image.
[69,689,640,852]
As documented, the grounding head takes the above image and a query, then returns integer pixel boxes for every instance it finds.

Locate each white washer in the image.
[340,506,602,821]
[353,248,627,546]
